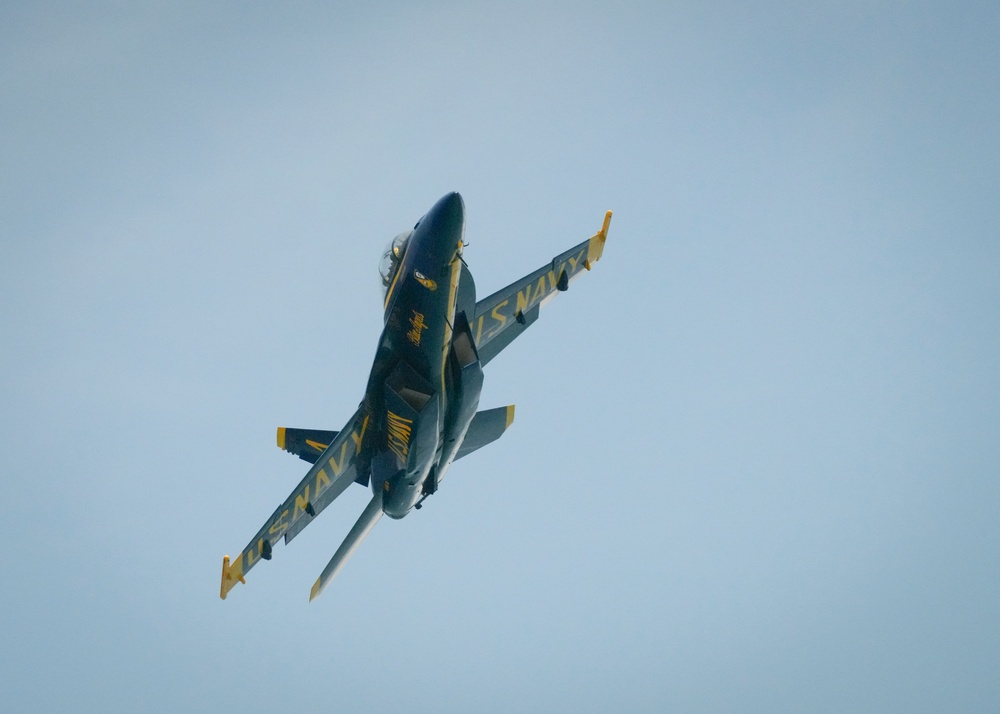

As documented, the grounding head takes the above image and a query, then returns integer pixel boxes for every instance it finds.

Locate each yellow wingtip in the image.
[505,404,516,429]
[220,555,230,600]
[220,553,246,600]
[276,427,286,450]
[586,210,613,266]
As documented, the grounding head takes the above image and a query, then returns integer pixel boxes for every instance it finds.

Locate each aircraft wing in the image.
[472,211,611,365]
[220,407,370,599]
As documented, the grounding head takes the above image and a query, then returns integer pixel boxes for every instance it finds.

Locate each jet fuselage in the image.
[363,192,480,519]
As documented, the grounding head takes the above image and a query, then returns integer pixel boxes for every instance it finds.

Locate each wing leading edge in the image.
[472,211,611,365]
[220,407,369,599]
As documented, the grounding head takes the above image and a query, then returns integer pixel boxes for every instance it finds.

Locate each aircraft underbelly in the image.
[374,356,441,518]
[372,238,466,518]
[373,295,483,518]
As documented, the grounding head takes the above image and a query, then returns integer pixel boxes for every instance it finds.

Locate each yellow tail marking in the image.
[276,427,286,450]
[505,404,516,429]
[305,439,329,452]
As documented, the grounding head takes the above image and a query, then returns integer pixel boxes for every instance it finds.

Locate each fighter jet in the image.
[220,192,612,600]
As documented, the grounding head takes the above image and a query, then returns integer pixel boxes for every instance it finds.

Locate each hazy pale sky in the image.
[2,2,998,712]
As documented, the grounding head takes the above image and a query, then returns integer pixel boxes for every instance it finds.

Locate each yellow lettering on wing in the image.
[515,286,530,316]
[314,467,331,496]
[531,275,547,304]
[350,414,369,450]
[491,300,509,330]
[567,248,586,273]
[475,314,484,344]
[294,485,311,519]
[268,509,290,536]
[547,266,563,291]
[327,440,350,476]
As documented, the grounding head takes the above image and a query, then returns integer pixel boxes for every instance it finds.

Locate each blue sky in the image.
[2,2,998,712]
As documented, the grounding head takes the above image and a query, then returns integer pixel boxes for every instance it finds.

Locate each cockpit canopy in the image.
[379,230,412,289]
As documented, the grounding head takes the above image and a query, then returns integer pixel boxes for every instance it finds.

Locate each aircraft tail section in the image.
[456,405,515,460]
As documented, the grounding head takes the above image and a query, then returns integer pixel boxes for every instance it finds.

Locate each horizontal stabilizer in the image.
[277,427,339,464]
[310,493,384,601]
[456,405,515,460]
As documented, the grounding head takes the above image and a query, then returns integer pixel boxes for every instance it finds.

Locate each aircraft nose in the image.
[419,192,465,250]
[433,191,464,223]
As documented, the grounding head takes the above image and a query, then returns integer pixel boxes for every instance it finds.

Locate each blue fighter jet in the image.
[221,193,612,600]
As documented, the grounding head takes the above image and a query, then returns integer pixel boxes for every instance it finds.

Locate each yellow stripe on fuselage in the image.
[440,254,462,402]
